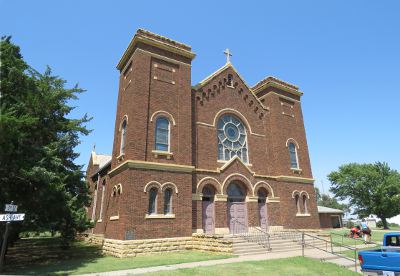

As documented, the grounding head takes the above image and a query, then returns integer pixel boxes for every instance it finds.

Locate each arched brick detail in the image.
[161,182,179,194]
[222,173,253,196]
[253,181,275,198]
[292,190,301,198]
[197,177,222,194]
[144,181,162,193]
[300,191,310,199]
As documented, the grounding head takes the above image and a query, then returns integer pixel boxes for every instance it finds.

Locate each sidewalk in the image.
[77,248,361,276]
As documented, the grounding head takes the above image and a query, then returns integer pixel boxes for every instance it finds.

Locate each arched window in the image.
[148,187,158,214]
[302,195,308,214]
[257,188,268,204]
[227,182,246,202]
[155,117,170,152]
[295,194,301,214]
[227,74,233,87]
[164,188,172,214]
[120,120,127,155]
[217,114,248,163]
[288,142,299,169]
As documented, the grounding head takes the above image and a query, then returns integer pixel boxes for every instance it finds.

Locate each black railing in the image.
[232,219,271,251]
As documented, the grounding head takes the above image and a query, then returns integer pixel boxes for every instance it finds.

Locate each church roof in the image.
[90,151,111,175]
[317,206,344,214]
[117,29,196,70]
[194,63,303,98]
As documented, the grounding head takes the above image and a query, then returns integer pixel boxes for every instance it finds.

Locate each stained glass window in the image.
[155,117,169,151]
[217,114,248,163]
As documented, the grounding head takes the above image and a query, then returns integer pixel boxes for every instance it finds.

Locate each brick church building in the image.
[86,29,320,241]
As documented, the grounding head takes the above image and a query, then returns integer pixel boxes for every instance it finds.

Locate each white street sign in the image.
[4,204,17,212]
[0,213,25,222]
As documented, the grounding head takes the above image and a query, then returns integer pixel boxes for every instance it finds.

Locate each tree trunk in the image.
[381,217,389,229]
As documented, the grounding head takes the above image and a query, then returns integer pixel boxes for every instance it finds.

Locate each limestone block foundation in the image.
[85,233,233,258]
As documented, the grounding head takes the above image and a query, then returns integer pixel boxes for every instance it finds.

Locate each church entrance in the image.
[202,185,215,234]
[227,181,248,234]
[257,188,268,231]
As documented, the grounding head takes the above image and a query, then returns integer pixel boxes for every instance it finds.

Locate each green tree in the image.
[315,187,349,214]
[0,36,92,247]
[328,162,400,229]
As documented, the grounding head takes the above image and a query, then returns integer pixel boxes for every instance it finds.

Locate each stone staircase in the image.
[230,232,329,256]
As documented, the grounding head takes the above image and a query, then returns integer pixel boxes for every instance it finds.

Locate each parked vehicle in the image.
[358,232,400,276]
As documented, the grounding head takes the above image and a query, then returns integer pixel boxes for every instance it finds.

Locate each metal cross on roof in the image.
[224,48,232,64]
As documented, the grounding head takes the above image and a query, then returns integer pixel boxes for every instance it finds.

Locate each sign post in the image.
[0,201,24,272]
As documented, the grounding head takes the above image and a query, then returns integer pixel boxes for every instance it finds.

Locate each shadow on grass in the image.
[4,237,103,275]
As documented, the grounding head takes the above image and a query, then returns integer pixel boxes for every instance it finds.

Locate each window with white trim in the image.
[217,114,248,163]
[288,142,299,169]
[164,188,172,214]
[98,179,106,220]
[148,187,158,214]
[120,120,127,155]
[155,117,170,152]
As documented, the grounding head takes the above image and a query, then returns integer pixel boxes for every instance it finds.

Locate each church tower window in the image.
[227,74,233,87]
[288,142,299,169]
[217,114,248,163]
[120,120,127,155]
[155,117,170,152]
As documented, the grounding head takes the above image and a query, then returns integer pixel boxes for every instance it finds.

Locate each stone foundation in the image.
[85,233,232,257]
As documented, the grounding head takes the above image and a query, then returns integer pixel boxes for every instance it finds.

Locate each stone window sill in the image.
[227,85,235,89]
[110,215,119,221]
[291,168,302,174]
[145,214,176,219]
[296,213,311,217]
[152,150,173,160]
[117,153,125,162]
[97,219,102,223]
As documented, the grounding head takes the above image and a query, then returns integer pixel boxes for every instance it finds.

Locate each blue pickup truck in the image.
[358,232,400,276]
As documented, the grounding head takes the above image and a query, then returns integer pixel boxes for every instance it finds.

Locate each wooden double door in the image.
[228,202,248,234]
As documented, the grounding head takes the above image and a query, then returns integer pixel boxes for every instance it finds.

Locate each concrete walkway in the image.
[77,248,362,276]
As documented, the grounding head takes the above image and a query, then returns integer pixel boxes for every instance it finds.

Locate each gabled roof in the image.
[193,62,302,99]
[317,206,344,214]
[193,62,269,111]
[89,151,111,177]
[193,62,251,90]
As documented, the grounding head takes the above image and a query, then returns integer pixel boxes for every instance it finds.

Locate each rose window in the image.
[217,114,248,163]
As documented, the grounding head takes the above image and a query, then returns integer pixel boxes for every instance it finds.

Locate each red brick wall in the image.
[86,29,321,240]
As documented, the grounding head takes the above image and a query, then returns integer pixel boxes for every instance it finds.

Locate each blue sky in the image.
[2,1,400,194]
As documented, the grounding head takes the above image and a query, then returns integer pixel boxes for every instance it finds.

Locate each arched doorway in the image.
[257,188,268,231]
[227,181,248,234]
[202,185,215,234]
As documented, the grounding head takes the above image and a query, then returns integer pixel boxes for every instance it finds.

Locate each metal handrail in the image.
[275,230,361,272]
[231,219,271,251]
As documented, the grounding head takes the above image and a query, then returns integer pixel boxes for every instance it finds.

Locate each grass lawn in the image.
[143,257,358,276]
[4,237,232,275]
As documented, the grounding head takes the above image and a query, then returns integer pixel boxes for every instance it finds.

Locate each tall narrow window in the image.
[227,74,233,87]
[164,188,172,214]
[295,194,301,214]
[148,187,158,214]
[91,182,98,221]
[155,117,170,152]
[120,120,127,155]
[289,143,299,169]
[217,114,249,163]
[98,180,106,221]
[302,195,308,214]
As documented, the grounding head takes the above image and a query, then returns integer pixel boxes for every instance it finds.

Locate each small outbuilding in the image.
[318,206,344,228]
